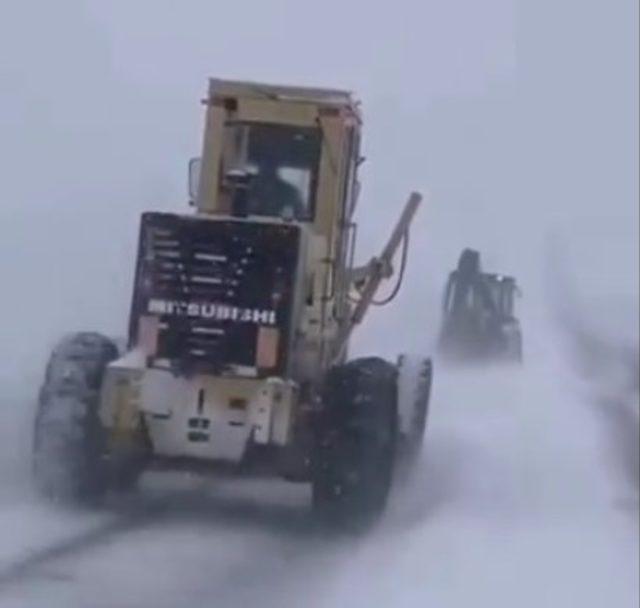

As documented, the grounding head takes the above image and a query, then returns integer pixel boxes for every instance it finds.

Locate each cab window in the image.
[223,123,321,221]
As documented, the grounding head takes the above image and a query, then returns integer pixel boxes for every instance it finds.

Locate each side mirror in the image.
[188,157,201,205]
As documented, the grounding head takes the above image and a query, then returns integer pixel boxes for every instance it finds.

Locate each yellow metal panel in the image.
[236,98,318,127]
[314,116,348,237]
[197,104,225,213]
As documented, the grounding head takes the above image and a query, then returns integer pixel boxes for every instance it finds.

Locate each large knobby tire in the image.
[313,357,398,529]
[32,332,118,504]
[397,356,433,471]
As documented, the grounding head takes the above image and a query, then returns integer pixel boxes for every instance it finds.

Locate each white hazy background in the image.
[0,0,637,606]
[0,0,637,376]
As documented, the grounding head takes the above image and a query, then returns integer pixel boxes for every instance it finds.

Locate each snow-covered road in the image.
[0,329,637,608]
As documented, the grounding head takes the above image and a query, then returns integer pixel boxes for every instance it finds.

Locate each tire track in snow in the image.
[0,484,327,604]
[0,496,169,590]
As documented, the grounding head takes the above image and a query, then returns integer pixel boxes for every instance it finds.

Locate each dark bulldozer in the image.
[438,249,522,363]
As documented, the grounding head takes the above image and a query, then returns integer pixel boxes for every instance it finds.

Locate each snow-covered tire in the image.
[396,355,433,468]
[32,332,118,504]
[313,357,398,529]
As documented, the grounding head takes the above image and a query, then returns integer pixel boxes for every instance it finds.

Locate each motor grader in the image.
[32,79,433,525]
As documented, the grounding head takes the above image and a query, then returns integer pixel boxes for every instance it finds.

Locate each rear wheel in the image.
[313,357,398,529]
[33,332,118,504]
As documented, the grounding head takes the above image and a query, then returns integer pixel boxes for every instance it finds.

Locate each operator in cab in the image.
[247,156,305,220]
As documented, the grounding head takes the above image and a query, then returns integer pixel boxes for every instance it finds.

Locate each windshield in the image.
[224,122,321,221]
[444,273,506,316]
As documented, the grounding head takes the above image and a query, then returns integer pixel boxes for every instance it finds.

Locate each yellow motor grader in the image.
[32,79,433,526]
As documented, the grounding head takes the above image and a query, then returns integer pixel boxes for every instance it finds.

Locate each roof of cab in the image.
[207,78,359,111]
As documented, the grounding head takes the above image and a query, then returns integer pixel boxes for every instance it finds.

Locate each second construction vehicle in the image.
[438,249,523,363]
[32,78,433,526]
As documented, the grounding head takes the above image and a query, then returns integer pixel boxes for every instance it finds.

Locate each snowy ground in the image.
[0,317,637,608]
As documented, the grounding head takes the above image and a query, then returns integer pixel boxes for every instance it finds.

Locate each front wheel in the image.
[313,357,398,529]
[32,332,118,504]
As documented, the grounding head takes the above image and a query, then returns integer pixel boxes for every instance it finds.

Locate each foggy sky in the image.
[0,0,636,382]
